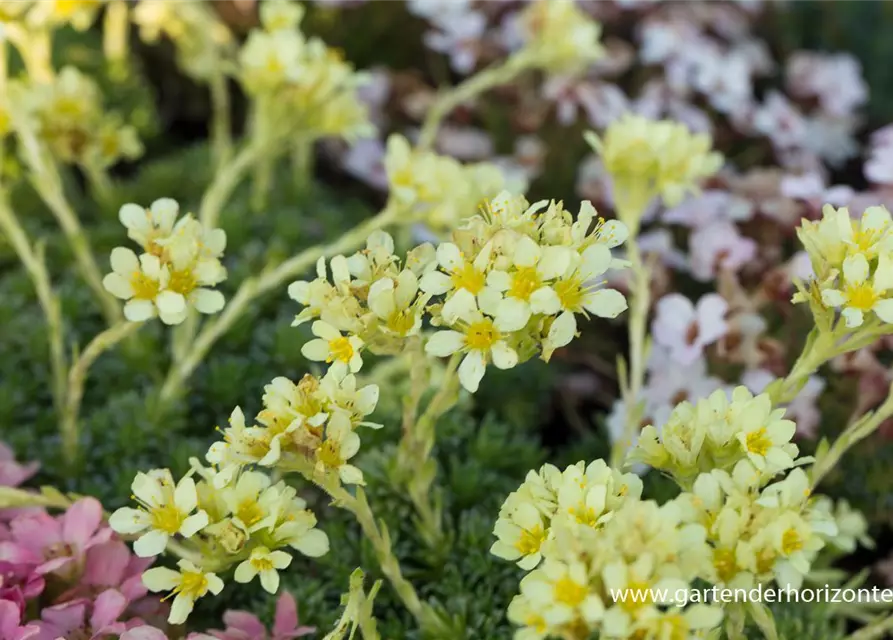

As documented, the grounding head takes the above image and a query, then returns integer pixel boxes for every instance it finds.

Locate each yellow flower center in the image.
[387,309,417,336]
[465,318,500,351]
[659,613,690,640]
[327,336,355,363]
[450,262,485,294]
[236,499,265,528]
[781,528,803,555]
[250,554,275,572]
[514,524,545,556]
[178,570,209,598]
[554,276,585,311]
[168,268,198,296]
[265,55,284,76]
[567,505,600,527]
[713,548,738,582]
[317,440,343,469]
[852,222,883,255]
[130,271,160,300]
[745,428,772,457]
[553,576,587,607]
[756,549,776,574]
[524,614,547,633]
[508,266,541,301]
[620,579,653,611]
[845,283,879,311]
[149,503,184,535]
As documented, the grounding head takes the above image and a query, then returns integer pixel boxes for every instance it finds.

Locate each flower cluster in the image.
[289,191,629,393]
[629,387,803,486]
[680,465,836,592]
[0,470,169,640]
[133,0,236,81]
[210,367,381,487]
[495,391,860,638]
[9,66,143,168]
[586,115,724,215]
[109,463,329,624]
[102,198,227,325]
[384,133,509,232]
[516,0,605,74]
[3,0,102,32]
[796,203,893,328]
[494,462,722,640]
[238,0,372,140]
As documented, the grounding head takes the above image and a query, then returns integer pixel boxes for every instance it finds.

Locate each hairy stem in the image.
[416,52,533,151]
[11,111,122,325]
[209,70,233,170]
[102,0,130,74]
[199,138,273,230]
[61,321,143,465]
[159,204,403,407]
[811,380,893,489]
[0,193,67,412]
[397,352,460,543]
[285,458,425,624]
[611,189,651,468]
[847,614,893,640]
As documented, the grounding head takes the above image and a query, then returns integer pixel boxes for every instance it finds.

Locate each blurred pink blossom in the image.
[689,221,757,282]
[652,293,728,365]
[0,599,38,640]
[787,52,867,118]
[1,498,110,578]
[663,190,754,228]
[33,589,128,640]
[205,592,314,640]
[0,443,38,488]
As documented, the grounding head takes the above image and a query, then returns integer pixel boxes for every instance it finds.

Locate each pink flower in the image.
[1,498,110,578]
[122,627,169,640]
[663,190,754,228]
[0,599,39,640]
[786,52,867,118]
[206,593,314,640]
[742,368,825,438]
[752,91,807,151]
[341,138,387,191]
[780,172,853,211]
[652,293,728,365]
[688,221,757,282]
[0,443,38,488]
[0,561,44,604]
[33,589,128,640]
[865,125,893,186]
[59,539,153,603]
[422,9,486,74]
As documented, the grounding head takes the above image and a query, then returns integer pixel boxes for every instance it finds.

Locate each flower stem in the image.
[396,351,461,545]
[811,380,893,489]
[82,159,116,210]
[159,204,403,408]
[416,53,533,151]
[0,192,67,413]
[209,70,233,170]
[199,137,274,230]
[285,458,426,624]
[61,321,143,466]
[611,194,651,468]
[11,110,122,325]
[102,0,130,77]
[846,614,893,640]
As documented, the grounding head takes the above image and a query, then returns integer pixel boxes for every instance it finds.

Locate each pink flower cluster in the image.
[0,443,313,640]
